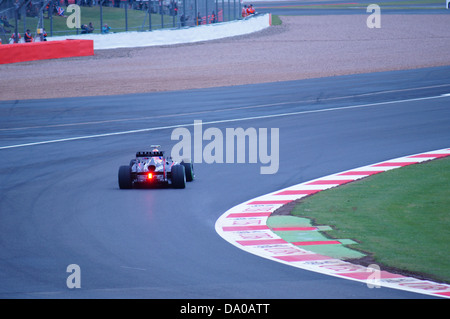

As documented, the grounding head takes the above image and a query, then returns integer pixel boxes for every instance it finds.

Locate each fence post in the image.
[161,1,164,28]
[125,1,128,31]
[194,0,197,25]
[22,5,25,34]
[100,0,104,33]
[238,1,241,19]
[172,1,175,27]
[49,0,53,36]
[149,3,152,30]
[14,2,19,43]
[183,0,185,27]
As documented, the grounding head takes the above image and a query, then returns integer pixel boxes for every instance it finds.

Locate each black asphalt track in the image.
[0,66,449,300]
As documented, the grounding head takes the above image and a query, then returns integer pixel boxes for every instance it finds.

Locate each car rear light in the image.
[147,173,153,179]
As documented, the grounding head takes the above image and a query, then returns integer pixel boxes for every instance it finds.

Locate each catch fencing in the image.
[0,0,244,43]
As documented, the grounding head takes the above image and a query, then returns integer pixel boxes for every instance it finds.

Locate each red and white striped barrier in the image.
[215,148,450,298]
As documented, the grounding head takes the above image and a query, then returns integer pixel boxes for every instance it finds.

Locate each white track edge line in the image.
[1,93,449,150]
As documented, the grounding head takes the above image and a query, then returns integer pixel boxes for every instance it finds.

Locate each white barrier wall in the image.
[48,14,271,50]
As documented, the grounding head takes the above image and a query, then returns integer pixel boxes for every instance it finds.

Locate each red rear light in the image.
[147,173,153,179]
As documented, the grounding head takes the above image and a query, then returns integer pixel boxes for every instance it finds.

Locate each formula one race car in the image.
[118,145,194,189]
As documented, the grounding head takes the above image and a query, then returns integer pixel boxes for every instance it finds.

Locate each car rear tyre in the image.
[118,165,132,189]
[181,161,194,182]
[172,165,186,189]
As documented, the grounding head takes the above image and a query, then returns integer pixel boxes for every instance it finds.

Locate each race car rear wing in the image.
[136,151,165,157]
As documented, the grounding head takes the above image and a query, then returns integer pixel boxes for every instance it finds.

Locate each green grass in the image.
[289,157,450,283]
[271,15,282,26]
[274,0,444,10]
[377,1,443,5]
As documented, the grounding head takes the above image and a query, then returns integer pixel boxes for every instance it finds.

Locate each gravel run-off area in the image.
[1,15,450,101]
